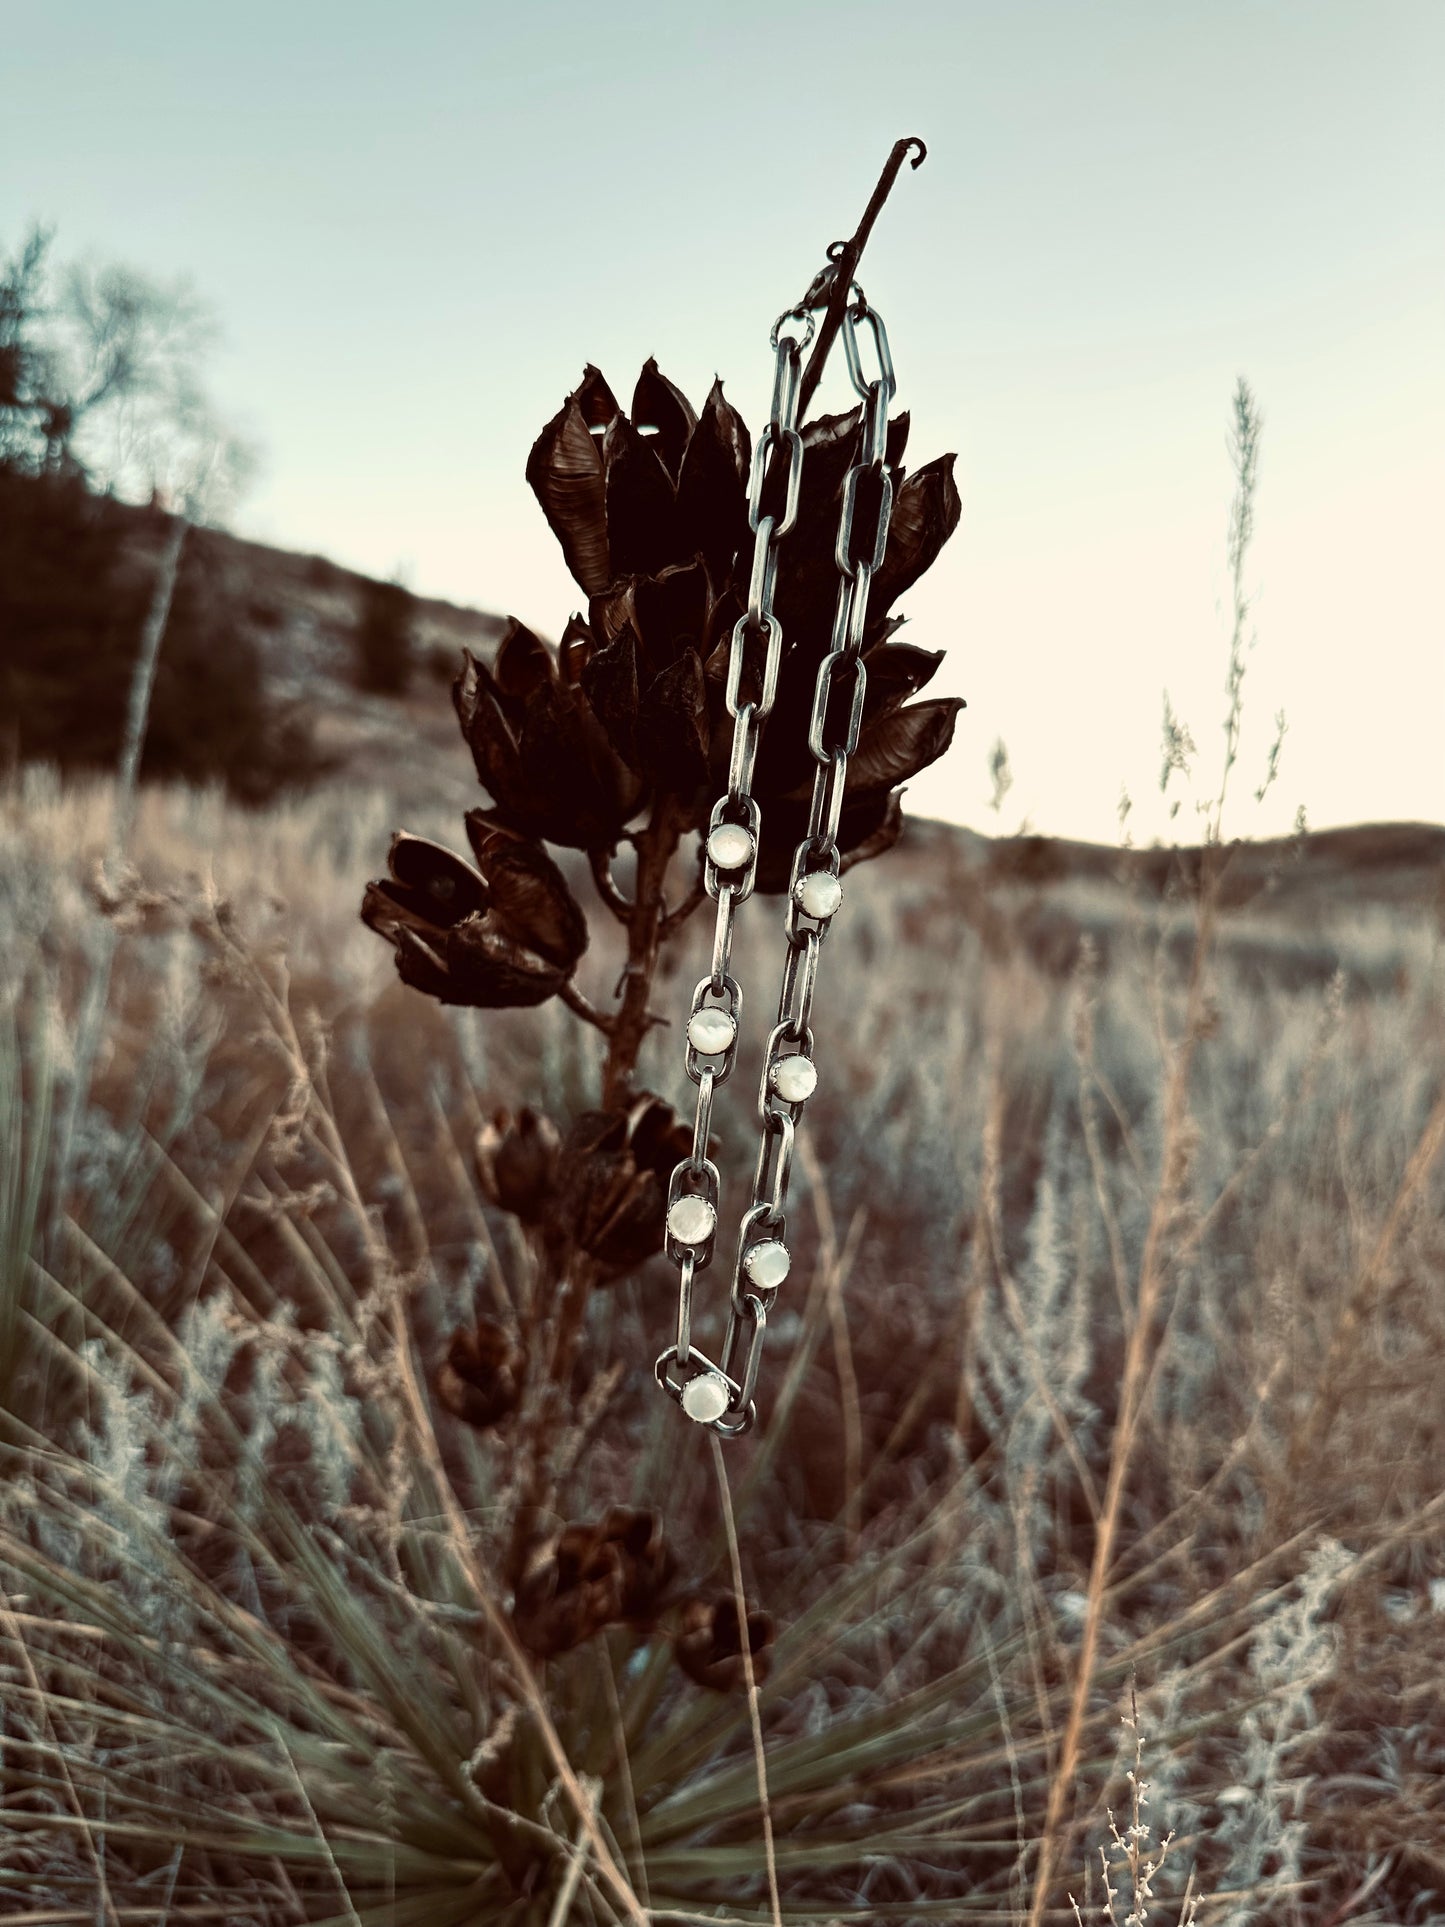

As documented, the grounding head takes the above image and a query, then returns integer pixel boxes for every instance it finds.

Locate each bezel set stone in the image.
[707,823,755,871]
[743,1239,791,1290]
[666,1195,717,1247]
[681,1371,733,1424]
[795,870,843,919]
[769,1054,818,1103]
[687,1007,737,1056]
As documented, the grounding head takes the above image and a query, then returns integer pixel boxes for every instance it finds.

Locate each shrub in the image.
[354,573,416,694]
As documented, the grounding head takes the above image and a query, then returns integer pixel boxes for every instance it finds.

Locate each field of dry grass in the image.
[3,763,1444,1924]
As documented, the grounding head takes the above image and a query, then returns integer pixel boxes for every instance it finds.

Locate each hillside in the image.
[142,508,509,813]
[0,475,507,815]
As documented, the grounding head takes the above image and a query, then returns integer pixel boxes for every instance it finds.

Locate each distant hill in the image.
[201,522,508,812]
[176,523,1445,926]
[903,815,1445,992]
[925,817,1445,915]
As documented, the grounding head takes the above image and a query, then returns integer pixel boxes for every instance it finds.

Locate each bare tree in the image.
[60,256,254,519]
[0,222,254,516]
[74,246,254,852]
[0,226,66,471]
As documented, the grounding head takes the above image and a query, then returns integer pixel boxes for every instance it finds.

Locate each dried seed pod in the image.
[552,1093,696,1276]
[512,1521,626,1658]
[362,820,589,1010]
[452,630,643,851]
[362,360,962,993]
[597,1505,676,1624]
[463,814,589,969]
[675,1594,775,1693]
[524,365,961,865]
[510,1507,676,1657]
[435,1320,526,1430]
[475,1106,560,1224]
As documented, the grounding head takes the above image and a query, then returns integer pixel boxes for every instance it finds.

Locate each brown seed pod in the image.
[597,1505,676,1625]
[511,1507,676,1657]
[512,1521,625,1658]
[361,817,589,1009]
[362,361,962,1003]
[435,1319,526,1430]
[475,1106,560,1224]
[675,1594,775,1693]
[551,1093,695,1275]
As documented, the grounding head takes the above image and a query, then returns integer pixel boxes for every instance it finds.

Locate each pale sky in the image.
[4,1,1441,844]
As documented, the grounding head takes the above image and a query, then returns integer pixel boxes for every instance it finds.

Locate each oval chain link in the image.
[656,296,897,1435]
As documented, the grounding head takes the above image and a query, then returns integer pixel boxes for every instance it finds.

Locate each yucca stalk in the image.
[359,346,964,1606]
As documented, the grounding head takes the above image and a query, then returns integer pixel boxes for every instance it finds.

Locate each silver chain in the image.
[654,290,897,1436]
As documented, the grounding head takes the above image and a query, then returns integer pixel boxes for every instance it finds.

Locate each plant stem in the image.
[47,511,188,1269]
[797,137,927,420]
[601,792,685,1110]
[1210,378,1261,844]
[559,979,614,1036]
[506,796,685,1581]
[588,848,633,923]
[1028,880,1217,1921]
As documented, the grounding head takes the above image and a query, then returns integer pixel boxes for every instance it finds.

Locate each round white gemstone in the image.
[667,1195,716,1247]
[770,1055,818,1103]
[681,1372,732,1423]
[796,870,843,918]
[744,1239,791,1290]
[687,1007,736,1055]
[708,823,754,871]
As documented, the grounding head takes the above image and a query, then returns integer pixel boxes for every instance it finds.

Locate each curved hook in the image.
[827,137,925,265]
[796,135,929,417]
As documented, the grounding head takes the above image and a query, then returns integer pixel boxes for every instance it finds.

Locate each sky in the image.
[4,0,1441,844]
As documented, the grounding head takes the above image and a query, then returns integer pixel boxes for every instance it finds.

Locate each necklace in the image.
[654,287,899,1435]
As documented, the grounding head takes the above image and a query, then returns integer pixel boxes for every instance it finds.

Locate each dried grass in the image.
[1,749,1442,1922]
